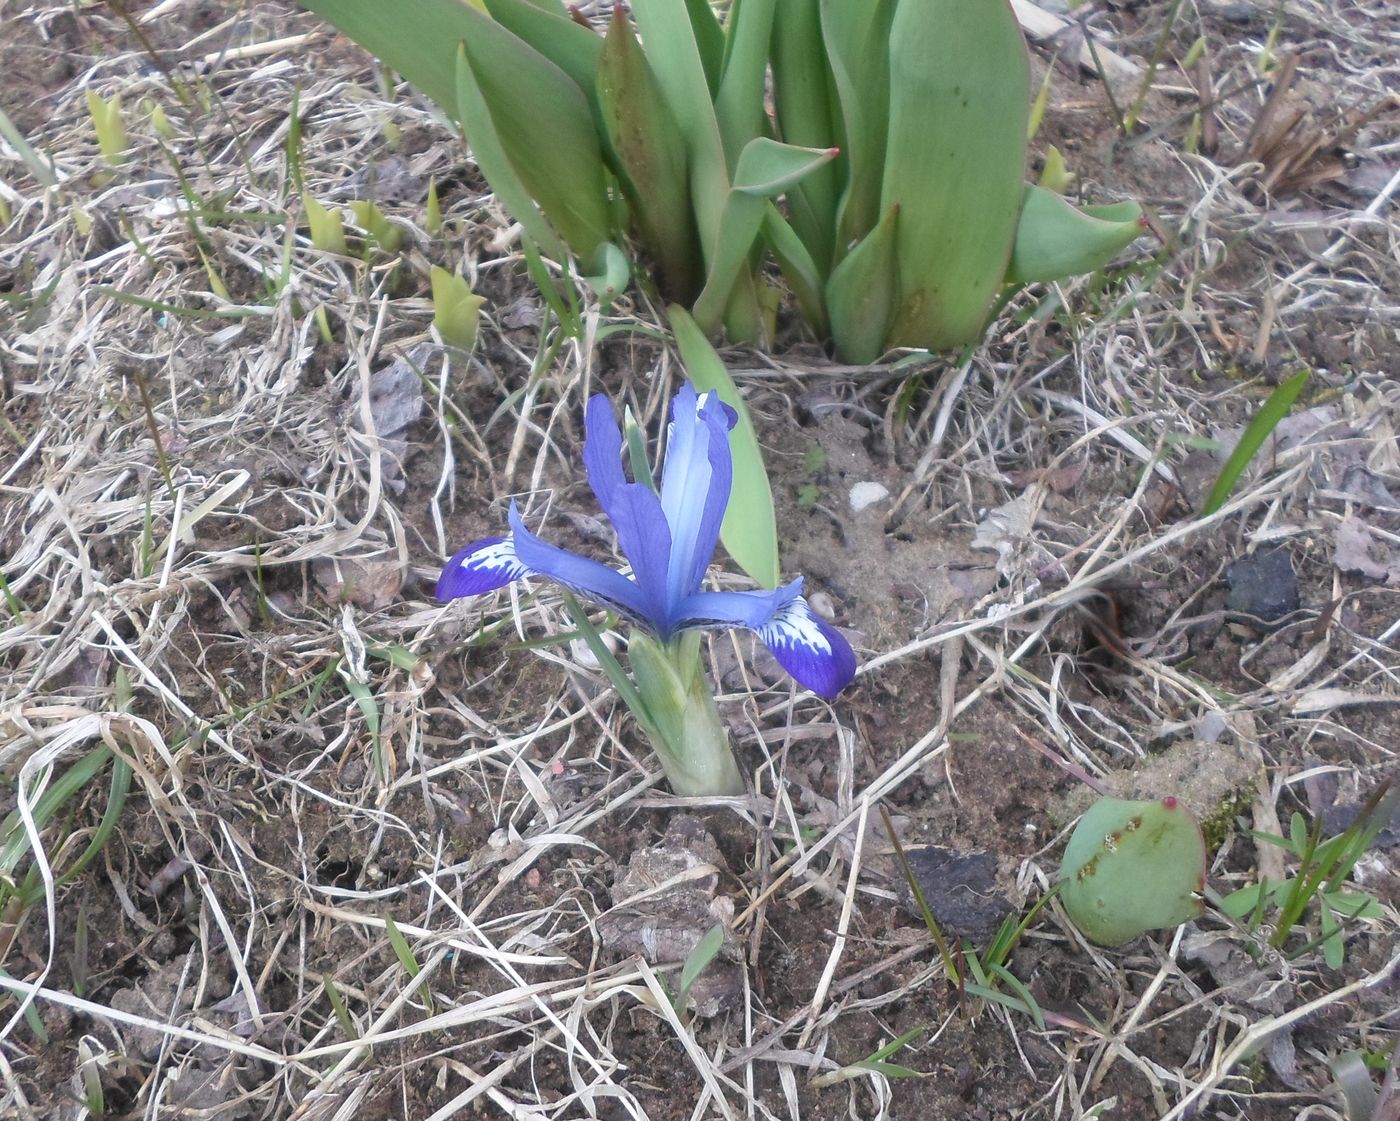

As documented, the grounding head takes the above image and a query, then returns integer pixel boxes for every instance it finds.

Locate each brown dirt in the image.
[2,1,1398,1119]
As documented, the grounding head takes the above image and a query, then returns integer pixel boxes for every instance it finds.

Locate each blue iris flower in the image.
[436,383,856,698]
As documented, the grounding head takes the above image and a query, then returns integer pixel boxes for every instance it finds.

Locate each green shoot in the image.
[0,104,58,186]
[880,806,959,984]
[623,405,657,492]
[429,266,486,352]
[338,668,386,782]
[78,1037,106,1117]
[1221,784,1395,968]
[143,97,175,140]
[384,916,435,1014]
[322,974,360,1039]
[425,177,443,235]
[303,193,348,255]
[85,89,129,163]
[0,569,24,619]
[349,199,404,254]
[671,924,725,1017]
[1124,0,1187,134]
[810,1027,925,1088]
[1202,370,1309,515]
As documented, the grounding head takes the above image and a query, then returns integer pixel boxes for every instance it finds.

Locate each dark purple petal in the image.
[583,394,627,514]
[437,537,530,601]
[673,582,803,631]
[507,503,658,629]
[583,393,674,620]
[756,596,857,699]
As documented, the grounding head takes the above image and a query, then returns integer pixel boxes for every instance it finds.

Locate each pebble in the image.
[848,481,889,513]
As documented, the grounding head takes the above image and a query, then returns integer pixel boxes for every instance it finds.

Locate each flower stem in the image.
[628,631,743,797]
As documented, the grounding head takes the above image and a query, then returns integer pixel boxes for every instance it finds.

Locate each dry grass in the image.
[2,1,1398,1119]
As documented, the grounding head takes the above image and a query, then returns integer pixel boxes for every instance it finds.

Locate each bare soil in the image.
[2,2,1398,1120]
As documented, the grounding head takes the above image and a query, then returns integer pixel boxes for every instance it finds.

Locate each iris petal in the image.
[506,503,657,629]
[676,582,857,698]
[757,597,857,699]
[660,386,736,604]
[583,394,627,516]
[581,394,674,622]
[674,582,804,631]
[436,536,530,601]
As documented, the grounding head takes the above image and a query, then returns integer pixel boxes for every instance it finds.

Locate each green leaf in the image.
[457,7,613,256]
[682,0,725,94]
[1006,185,1144,284]
[86,89,129,163]
[771,0,841,272]
[303,193,347,255]
[629,0,731,256]
[820,0,895,250]
[692,140,838,330]
[481,0,602,93]
[302,0,492,121]
[430,265,486,351]
[732,137,839,196]
[451,45,566,260]
[825,202,899,365]
[713,0,777,164]
[881,0,1029,351]
[581,241,630,308]
[349,199,403,253]
[669,306,779,587]
[761,204,828,336]
[1202,370,1309,515]
[596,8,701,301]
[676,924,725,1004]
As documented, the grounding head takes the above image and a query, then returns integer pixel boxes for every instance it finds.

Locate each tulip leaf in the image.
[882,0,1029,352]
[1006,185,1144,284]
[820,0,895,251]
[826,202,899,365]
[732,137,839,196]
[669,306,779,588]
[457,7,612,257]
[683,0,725,94]
[481,0,602,94]
[597,8,702,301]
[771,0,842,272]
[582,241,631,308]
[301,0,488,121]
[454,45,566,261]
[762,204,828,337]
[692,141,837,333]
[630,0,735,283]
[713,0,777,164]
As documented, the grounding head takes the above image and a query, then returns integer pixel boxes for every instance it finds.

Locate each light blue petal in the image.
[507,503,658,629]
[660,385,737,605]
[582,394,674,620]
[437,536,530,601]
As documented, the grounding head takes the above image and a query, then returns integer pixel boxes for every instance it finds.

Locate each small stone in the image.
[898,846,1013,942]
[1225,548,1300,622]
[848,481,889,513]
[807,590,837,620]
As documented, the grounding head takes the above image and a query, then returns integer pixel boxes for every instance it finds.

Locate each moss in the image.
[1200,788,1253,853]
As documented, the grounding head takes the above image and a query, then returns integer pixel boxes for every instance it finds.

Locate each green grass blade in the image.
[0,104,58,186]
[1201,370,1309,515]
